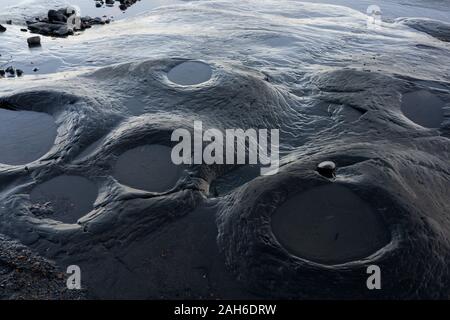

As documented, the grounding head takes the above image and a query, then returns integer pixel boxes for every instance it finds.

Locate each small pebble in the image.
[27,36,41,48]
[317,161,337,178]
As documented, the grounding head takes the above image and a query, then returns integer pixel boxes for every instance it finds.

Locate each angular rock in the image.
[48,9,67,23]
[5,66,15,76]
[27,36,41,48]
[27,22,72,37]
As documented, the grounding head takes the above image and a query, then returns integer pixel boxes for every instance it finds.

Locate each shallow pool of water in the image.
[30,175,98,224]
[168,61,213,86]
[401,90,444,128]
[271,184,390,264]
[0,109,57,165]
[113,144,183,192]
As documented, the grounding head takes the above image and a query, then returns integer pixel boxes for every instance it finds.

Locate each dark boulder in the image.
[48,9,67,23]
[27,22,72,37]
[5,66,15,76]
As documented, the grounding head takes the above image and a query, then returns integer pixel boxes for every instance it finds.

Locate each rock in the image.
[21,4,121,38]
[401,18,450,42]
[16,69,24,77]
[316,161,336,178]
[48,9,67,23]
[33,67,39,72]
[5,66,15,76]
[6,20,12,25]
[0,70,5,77]
[27,36,41,48]
[0,24,6,32]
[20,28,28,32]
[27,22,72,37]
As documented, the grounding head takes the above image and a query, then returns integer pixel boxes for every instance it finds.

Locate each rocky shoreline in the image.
[1,1,144,78]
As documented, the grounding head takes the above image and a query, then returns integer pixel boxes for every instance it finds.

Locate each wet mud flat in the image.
[0,0,450,299]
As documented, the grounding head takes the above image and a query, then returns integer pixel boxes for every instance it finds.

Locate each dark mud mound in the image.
[217,142,450,299]
[401,18,450,42]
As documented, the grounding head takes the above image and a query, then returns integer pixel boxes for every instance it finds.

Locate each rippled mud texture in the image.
[400,18,450,42]
[0,0,450,299]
